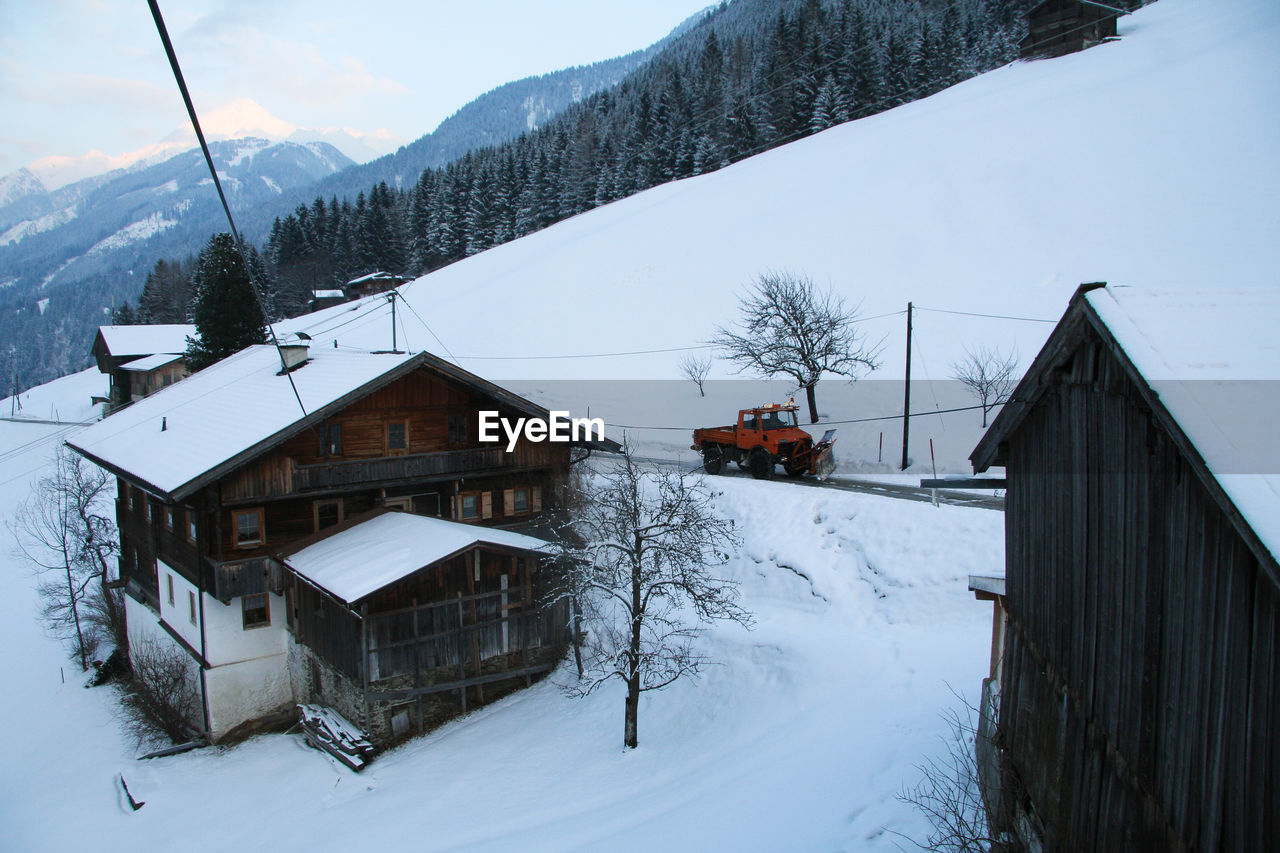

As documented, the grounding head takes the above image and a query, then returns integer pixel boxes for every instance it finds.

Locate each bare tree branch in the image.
[713,271,882,423]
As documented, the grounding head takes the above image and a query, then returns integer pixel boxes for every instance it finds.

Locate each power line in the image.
[605,401,1003,432]
[455,344,710,361]
[147,0,308,420]
[396,293,460,363]
[915,306,1055,323]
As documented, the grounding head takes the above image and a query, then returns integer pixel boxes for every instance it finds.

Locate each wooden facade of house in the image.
[1021,0,1121,60]
[970,284,1280,851]
[76,344,586,745]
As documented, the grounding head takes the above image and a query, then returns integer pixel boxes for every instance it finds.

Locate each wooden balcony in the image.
[220,444,562,503]
[293,445,557,493]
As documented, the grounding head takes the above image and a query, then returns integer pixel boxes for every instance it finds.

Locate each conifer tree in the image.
[185,233,267,371]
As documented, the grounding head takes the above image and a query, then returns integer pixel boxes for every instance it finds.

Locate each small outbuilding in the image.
[282,509,568,744]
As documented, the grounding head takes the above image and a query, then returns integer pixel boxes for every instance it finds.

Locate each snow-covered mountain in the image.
[19,99,394,193]
[0,138,353,385]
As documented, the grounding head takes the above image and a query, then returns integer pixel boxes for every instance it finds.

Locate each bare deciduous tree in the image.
[952,346,1018,428]
[896,697,1003,853]
[678,352,713,397]
[559,447,749,748]
[713,271,882,423]
[120,638,202,745]
[10,446,121,670]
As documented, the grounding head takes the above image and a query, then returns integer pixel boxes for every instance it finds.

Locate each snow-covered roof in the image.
[312,289,345,299]
[284,511,553,603]
[68,345,418,499]
[346,271,402,286]
[119,353,183,372]
[974,284,1280,570]
[1084,285,1280,567]
[97,324,194,358]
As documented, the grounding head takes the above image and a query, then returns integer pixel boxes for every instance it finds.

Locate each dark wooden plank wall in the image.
[1021,0,1118,59]
[116,480,203,597]
[999,331,1279,851]
[292,580,363,680]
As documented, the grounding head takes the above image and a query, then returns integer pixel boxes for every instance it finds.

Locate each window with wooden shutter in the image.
[532,486,542,512]
[481,492,493,519]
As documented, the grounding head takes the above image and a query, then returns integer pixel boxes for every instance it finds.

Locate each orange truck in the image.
[692,401,836,480]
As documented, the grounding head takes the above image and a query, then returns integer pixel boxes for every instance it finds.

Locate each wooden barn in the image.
[67,340,596,744]
[281,510,568,743]
[970,283,1280,851]
[1020,0,1123,60]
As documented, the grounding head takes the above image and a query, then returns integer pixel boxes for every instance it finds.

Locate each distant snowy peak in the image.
[0,168,46,206]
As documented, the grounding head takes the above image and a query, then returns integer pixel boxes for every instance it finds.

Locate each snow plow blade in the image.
[810,430,837,481]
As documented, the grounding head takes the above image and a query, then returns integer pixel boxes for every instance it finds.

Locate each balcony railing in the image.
[294,445,553,492]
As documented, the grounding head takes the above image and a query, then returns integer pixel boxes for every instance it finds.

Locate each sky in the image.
[0,0,715,180]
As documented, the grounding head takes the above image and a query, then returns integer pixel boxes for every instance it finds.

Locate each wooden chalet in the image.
[91,323,194,412]
[969,283,1280,851]
[344,271,409,300]
[67,341,592,744]
[1020,0,1122,60]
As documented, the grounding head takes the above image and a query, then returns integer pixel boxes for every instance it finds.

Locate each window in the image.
[504,487,531,516]
[186,511,198,544]
[314,499,342,532]
[242,593,270,629]
[320,422,342,456]
[164,506,174,530]
[386,420,409,454]
[448,414,468,444]
[188,591,198,626]
[143,499,151,522]
[162,375,172,387]
[233,508,264,548]
[459,493,479,520]
[167,575,175,607]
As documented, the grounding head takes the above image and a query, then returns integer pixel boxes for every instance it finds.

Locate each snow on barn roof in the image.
[1084,285,1280,566]
[67,344,418,500]
[284,511,554,604]
[96,324,195,358]
[118,353,183,372]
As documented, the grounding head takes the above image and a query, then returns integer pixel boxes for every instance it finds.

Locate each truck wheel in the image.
[748,446,773,480]
[703,445,724,475]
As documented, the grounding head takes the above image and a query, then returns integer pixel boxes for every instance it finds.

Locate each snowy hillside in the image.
[280,0,1279,401]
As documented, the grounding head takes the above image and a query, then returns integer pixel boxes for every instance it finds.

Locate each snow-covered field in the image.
[0,405,1001,851]
[1,0,1276,847]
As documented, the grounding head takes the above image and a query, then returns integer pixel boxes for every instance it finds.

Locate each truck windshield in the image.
[760,410,794,430]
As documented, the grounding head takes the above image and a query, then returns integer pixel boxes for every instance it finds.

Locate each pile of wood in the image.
[298,704,374,771]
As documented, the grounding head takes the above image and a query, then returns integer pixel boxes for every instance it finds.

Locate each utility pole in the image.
[901,302,912,470]
[388,290,399,353]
